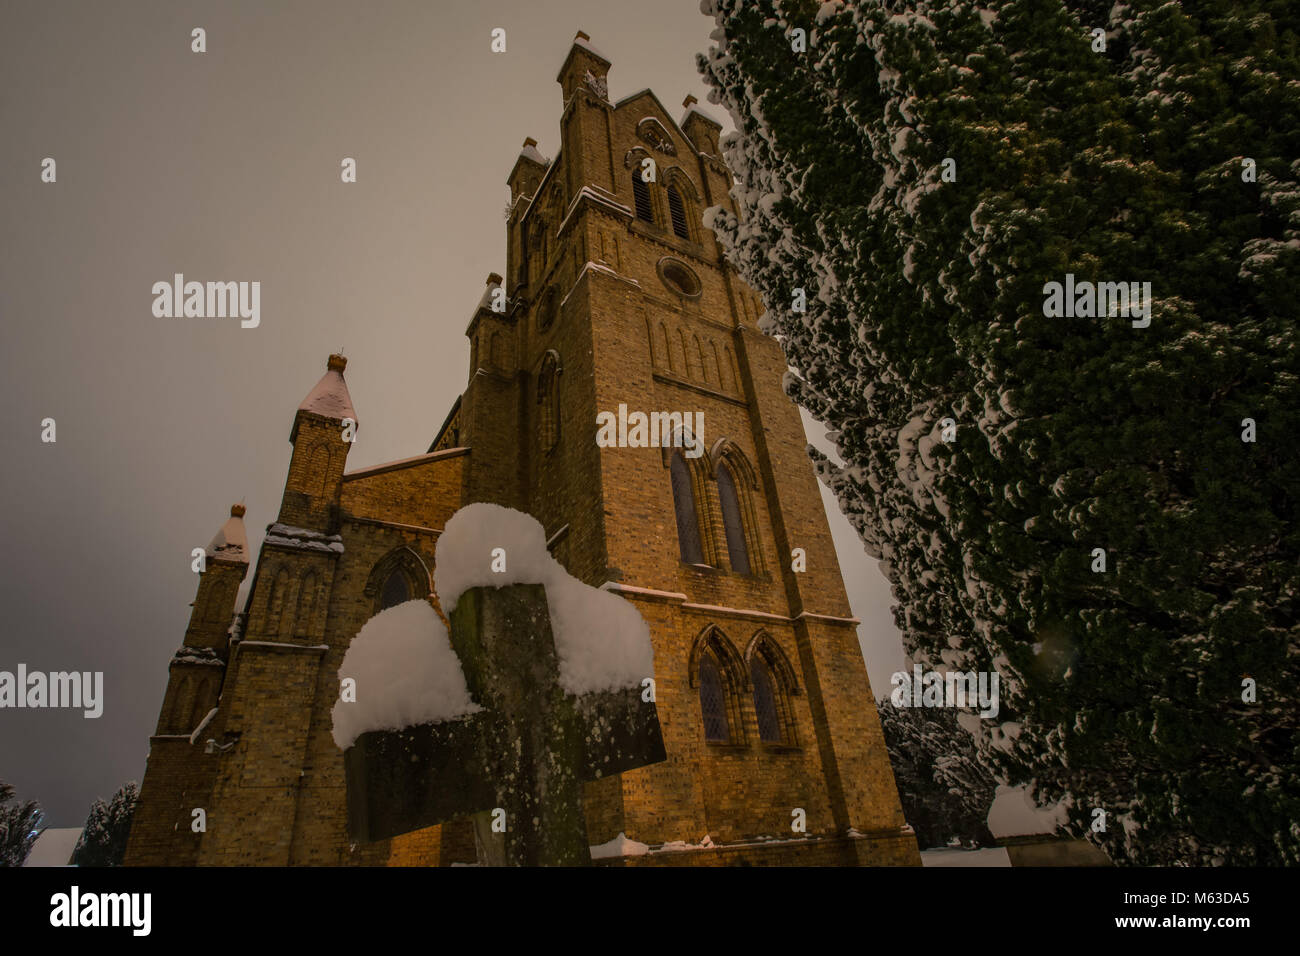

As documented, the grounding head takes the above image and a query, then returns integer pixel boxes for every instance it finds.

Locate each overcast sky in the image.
[0,0,907,827]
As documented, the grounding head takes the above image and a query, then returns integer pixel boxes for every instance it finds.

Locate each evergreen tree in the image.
[72,782,139,867]
[0,782,44,867]
[877,701,997,848]
[699,0,1299,864]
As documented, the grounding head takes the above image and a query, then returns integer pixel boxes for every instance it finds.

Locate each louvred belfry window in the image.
[667,184,689,240]
[632,170,653,223]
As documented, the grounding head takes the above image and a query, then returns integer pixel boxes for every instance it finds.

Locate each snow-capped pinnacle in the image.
[206,504,249,564]
[298,353,357,423]
[571,30,609,63]
[477,273,504,312]
[681,94,722,130]
[519,137,550,167]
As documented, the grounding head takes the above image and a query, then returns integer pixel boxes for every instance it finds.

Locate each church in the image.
[124,33,920,867]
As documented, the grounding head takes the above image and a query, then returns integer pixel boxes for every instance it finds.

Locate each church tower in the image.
[452,32,919,863]
[127,34,917,867]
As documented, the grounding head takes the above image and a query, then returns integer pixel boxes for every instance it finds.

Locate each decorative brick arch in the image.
[364,546,432,616]
[688,624,749,745]
[709,438,765,575]
[745,631,801,746]
[663,438,722,568]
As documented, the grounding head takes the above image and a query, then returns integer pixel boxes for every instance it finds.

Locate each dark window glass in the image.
[751,657,781,742]
[538,355,559,452]
[699,655,729,742]
[671,453,704,564]
[519,220,529,283]
[717,464,750,574]
[632,170,653,222]
[380,569,409,610]
[667,184,689,239]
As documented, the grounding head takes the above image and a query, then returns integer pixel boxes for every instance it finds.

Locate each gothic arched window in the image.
[717,463,751,574]
[750,657,781,742]
[632,169,654,223]
[699,655,729,742]
[667,184,689,240]
[671,452,704,564]
[380,568,410,610]
[538,352,560,453]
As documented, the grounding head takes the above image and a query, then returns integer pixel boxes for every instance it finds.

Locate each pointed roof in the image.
[206,504,249,564]
[476,273,504,312]
[519,137,550,167]
[298,353,357,422]
[680,94,723,130]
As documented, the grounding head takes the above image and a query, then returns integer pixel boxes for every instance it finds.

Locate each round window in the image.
[658,257,702,298]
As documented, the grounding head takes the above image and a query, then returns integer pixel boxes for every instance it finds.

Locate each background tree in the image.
[699,0,1299,864]
[0,781,44,867]
[71,781,139,867]
[877,701,997,848]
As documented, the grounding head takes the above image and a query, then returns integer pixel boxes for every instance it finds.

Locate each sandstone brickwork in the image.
[124,33,919,868]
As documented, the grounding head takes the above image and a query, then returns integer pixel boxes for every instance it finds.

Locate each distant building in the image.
[24,828,82,867]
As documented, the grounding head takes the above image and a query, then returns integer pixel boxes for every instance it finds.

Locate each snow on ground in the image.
[590,832,651,859]
[921,846,1011,867]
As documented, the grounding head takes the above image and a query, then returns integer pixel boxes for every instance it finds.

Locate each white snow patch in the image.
[434,504,654,696]
[330,599,481,750]
[590,832,650,859]
[986,784,1068,839]
[189,707,218,744]
[298,367,356,421]
[206,512,248,562]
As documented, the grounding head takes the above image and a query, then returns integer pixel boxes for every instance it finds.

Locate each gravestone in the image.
[343,582,666,865]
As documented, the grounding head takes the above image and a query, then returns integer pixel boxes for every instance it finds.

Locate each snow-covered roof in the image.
[520,143,550,166]
[23,828,82,867]
[298,354,356,422]
[572,32,608,62]
[206,505,249,563]
[476,273,504,312]
[682,103,723,129]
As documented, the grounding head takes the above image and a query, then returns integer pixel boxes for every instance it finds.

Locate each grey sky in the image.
[0,0,904,826]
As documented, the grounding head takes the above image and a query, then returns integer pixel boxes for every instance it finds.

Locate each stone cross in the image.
[343,582,666,865]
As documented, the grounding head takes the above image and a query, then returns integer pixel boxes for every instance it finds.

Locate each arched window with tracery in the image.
[367,547,431,616]
[537,352,560,453]
[699,654,728,742]
[717,462,751,574]
[632,169,654,223]
[692,626,747,745]
[379,568,409,610]
[667,183,689,240]
[750,657,781,741]
[747,633,799,746]
[670,452,704,564]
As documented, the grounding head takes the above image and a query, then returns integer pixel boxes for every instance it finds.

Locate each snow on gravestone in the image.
[333,503,665,865]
